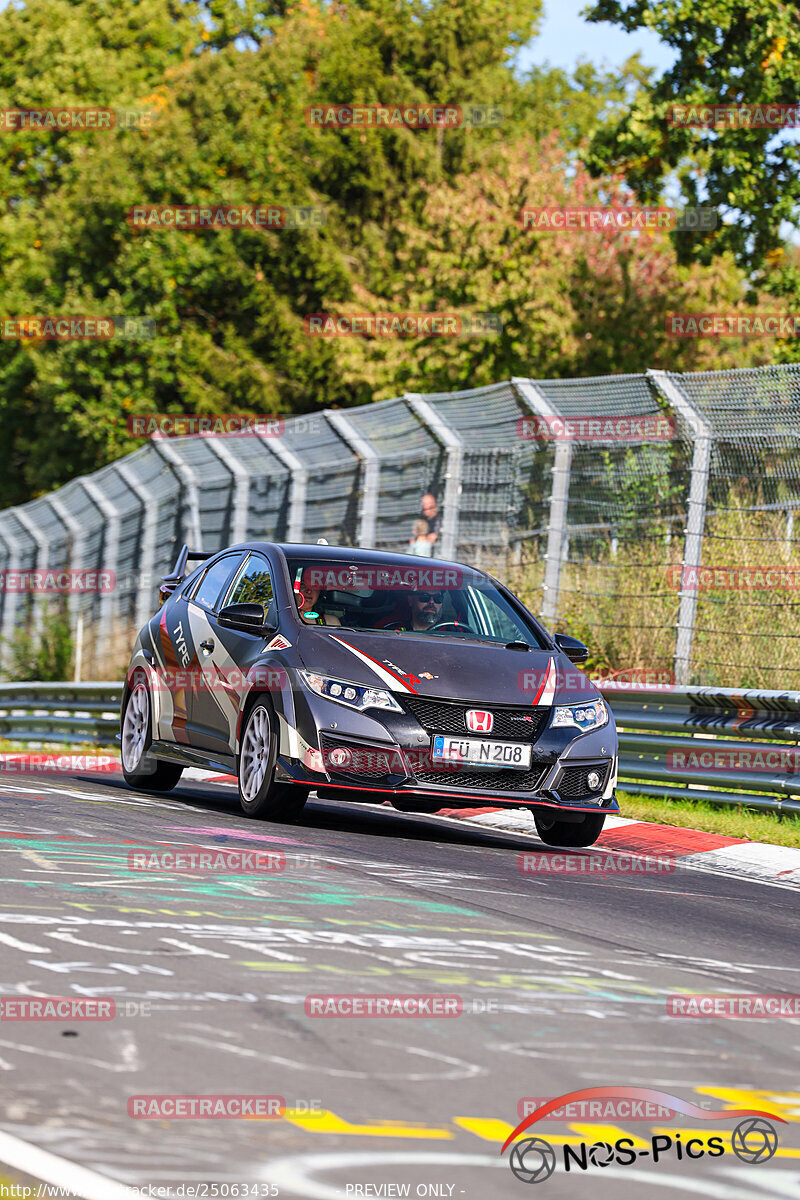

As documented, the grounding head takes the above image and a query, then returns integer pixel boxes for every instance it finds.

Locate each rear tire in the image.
[121,676,184,793]
[534,812,606,847]
[238,701,309,821]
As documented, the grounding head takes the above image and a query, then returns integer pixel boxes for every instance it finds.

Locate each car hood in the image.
[296,627,599,706]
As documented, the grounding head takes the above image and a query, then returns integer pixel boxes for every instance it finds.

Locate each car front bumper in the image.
[274,688,620,815]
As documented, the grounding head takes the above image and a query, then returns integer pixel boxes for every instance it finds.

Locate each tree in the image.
[584,0,800,283]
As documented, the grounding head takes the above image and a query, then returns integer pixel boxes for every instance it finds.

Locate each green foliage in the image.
[5,603,73,681]
[0,0,769,507]
[585,0,800,281]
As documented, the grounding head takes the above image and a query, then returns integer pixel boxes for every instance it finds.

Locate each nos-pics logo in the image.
[501,1087,783,1183]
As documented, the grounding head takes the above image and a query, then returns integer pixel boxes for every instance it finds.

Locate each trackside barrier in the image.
[0,682,122,745]
[600,681,800,817]
[2,681,799,816]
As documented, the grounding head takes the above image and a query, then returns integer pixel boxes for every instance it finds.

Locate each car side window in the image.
[190,555,243,612]
[225,553,276,622]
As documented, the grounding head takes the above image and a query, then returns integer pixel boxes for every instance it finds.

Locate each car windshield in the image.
[286,557,549,648]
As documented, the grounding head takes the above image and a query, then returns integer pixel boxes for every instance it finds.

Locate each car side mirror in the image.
[554,633,589,664]
[217,602,271,632]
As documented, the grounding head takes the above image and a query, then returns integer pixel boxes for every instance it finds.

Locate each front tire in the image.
[238,701,309,820]
[534,812,606,847]
[121,677,183,792]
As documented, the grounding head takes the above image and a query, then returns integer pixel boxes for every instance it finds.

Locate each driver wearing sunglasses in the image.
[408,589,444,631]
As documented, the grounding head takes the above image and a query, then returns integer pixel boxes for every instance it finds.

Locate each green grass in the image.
[618,790,800,848]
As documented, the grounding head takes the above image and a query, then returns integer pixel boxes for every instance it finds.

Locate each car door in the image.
[189,551,278,755]
[181,552,246,752]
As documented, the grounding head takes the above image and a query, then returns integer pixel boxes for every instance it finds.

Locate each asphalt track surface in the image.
[0,768,798,1199]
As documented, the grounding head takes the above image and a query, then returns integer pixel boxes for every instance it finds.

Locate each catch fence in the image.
[1,364,798,685]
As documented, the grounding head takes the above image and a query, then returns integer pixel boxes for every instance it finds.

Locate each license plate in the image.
[432,735,532,770]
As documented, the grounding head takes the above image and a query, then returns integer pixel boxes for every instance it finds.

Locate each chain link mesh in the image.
[0,365,797,686]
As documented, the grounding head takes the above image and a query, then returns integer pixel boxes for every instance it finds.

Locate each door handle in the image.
[200,639,215,653]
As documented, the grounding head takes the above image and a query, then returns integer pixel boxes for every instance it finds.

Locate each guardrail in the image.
[600,682,800,817]
[0,682,122,746]
[1,681,799,816]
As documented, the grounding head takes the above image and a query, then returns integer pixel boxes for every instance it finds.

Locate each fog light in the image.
[587,770,602,791]
[328,747,352,768]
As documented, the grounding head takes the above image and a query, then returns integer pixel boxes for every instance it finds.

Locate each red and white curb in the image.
[2,755,797,889]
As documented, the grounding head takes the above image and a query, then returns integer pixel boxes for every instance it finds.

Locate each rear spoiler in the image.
[159,545,213,605]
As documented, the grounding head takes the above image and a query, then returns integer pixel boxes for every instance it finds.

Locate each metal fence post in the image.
[404,394,463,559]
[81,478,121,662]
[151,435,203,548]
[257,434,307,544]
[0,517,23,672]
[114,462,159,630]
[12,507,49,644]
[513,378,572,625]
[324,410,380,548]
[205,437,251,544]
[647,369,711,685]
[47,493,86,673]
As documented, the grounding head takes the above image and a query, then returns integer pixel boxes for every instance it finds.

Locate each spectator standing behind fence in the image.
[408,492,440,555]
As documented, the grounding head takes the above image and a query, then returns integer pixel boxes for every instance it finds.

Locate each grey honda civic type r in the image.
[120,542,619,846]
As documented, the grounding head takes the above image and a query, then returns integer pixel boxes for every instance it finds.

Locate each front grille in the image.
[556,763,610,801]
[414,766,548,792]
[403,696,549,742]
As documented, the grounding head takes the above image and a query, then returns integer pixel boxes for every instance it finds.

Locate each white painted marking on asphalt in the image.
[228,941,304,962]
[0,1128,132,1200]
[0,931,50,953]
[161,938,229,959]
[17,846,60,870]
[0,1038,139,1073]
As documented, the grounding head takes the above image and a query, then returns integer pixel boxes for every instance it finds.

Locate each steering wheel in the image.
[426,621,477,636]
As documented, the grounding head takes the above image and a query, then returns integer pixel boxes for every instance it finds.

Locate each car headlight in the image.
[551,698,608,732]
[298,671,403,713]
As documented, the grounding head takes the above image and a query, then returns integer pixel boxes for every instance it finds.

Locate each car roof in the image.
[237,542,482,574]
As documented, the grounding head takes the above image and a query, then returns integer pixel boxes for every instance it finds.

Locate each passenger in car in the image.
[293,570,341,626]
